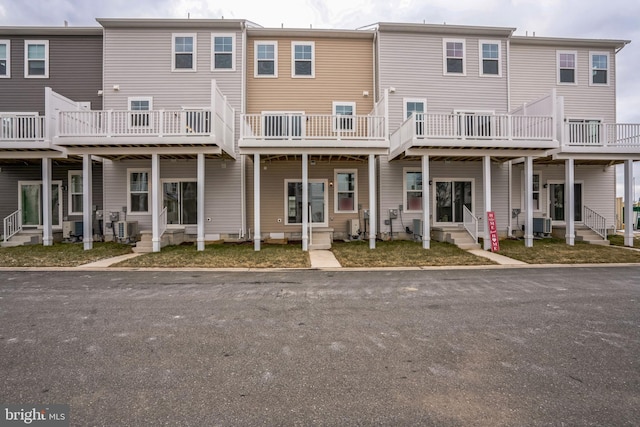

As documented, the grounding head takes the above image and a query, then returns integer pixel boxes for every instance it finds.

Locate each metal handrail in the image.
[159,206,168,237]
[583,205,607,239]
[463,205,478,244]
[3,210,22,242]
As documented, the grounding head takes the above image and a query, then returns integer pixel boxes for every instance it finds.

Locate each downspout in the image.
[506,35,513,236]
[372,30,377,102]
[506,37,511,111]
[240,21,247,239]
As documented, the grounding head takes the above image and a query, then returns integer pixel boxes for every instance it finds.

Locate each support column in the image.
[421,155,430,249]
[41,158,53,246]
[82,154,93,250]
[524,156,534,247]
[369,154,377,249]
[565,158,575,246]
[302,154,309,251]
[151,153,161,253]
[197,153,205,251]
[253,154,261,251]
[483,155,492,250]
[624,160,634,247]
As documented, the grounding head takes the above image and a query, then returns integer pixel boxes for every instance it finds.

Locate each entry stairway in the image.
[434,226,481,250]
[0,229,43,248]
[309,228,333,250]
[132,228,185,253]
[574,225,610,246]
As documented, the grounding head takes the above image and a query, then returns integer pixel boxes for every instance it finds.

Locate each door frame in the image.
[18,180,63,229]
[283,178,329,227]
[547,179,584,225]
[432,177,475,226]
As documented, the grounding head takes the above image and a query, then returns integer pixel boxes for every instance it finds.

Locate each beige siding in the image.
[377,31,510,132]
[102,158,243,235]
[510,43,617,122]
[102,27,244,140]
[246,158,371,238]
[246,36,374,114]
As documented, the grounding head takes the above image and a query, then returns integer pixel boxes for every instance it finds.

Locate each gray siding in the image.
[0,35,103,113]
[0,162,103,236]
[102,158,243,236]
[102,27,243,142]
[510,42,617,122]
[377,31,510,132]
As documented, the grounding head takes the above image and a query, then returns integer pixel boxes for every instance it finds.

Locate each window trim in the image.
[334,169,358,214]
[24,40,49,78]
[291,41,315,78]
[254,40,278,78]
[478,40,502,77]
[443,38,466,76]
[557,50,577,85]
[211,33,236,71]
[589,51,610,86]
[68,170,83,215]
[332,101,356,132]
[0,39,10,78]
[284,178,328,227]
[403,167,424,213]
[127,168,151,215]
[172,33,197,72]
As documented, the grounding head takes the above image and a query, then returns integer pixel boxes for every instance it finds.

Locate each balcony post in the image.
[421,155,430,249]
[624,160,635,247]
[524,156,534,247]
[151,153,161,252]
[197,153,205,251]
[253,154,261,251]
[302,153,309,251]
[107,110,113,137]
[369,154,377,249]
[565,158,575,246]
[483,155,492,250]
[41,158,53,246]
[83,154,94,250]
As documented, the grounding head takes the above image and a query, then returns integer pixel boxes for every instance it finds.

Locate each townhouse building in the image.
[0,26,103,248]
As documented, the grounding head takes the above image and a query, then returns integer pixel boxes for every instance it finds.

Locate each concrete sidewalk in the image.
[468,249,528,265]
[78,253,143,268]
[309,250,342,268]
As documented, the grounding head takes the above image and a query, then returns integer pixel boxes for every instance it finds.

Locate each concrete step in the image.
[575,228,609,245]
[1,232,41,247]
[310,231,332,250]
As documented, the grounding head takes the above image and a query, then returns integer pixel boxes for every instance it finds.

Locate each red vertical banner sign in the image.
[487,211,500,252]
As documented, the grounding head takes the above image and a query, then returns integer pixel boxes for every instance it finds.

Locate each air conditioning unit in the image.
[63,221,83,239]
[116,221,139,240]
[533,218,552,235]
[347,219,360,238]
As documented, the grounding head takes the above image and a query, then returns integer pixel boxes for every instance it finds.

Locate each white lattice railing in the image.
[583,206,607,239]
[463,205,479,244]
[0,114,45,141]
[3,210,22,242]
[565,123,640,147]
[240,114,386,141]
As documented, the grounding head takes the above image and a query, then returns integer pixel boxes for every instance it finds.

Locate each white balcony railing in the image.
[240,114,386,141]
[0,114,45,141]
[390,113,555,154]
[463,205,479,244]
[565,122,640,148]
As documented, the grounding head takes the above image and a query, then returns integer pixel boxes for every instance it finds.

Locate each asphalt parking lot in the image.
[1,267,639,426]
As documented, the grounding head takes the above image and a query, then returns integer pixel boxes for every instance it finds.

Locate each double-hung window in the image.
[128,170,150,214]
[68,171,83,215]
[255,41,277,77]
[25,40,48,78]
[0,40,9,78]
[173,34,196,71]
[443,39,465,75]
[292,42,314,77]
[333,102,355,132]
[479,41,501,76]
[404,168,423,212]
[590,52,609,85]
[335,170,357,213]
[557,51,577,84]
[212,34,235,70]
[128,97,152,128]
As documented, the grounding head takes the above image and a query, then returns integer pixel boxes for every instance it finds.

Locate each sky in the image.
[1,0,639,199]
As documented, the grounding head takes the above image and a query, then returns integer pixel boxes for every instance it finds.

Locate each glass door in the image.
[434,180,472,224]
[286,180,328,227]
[163,181,197,225]
[549,183,583,222]
[19,181,62,228]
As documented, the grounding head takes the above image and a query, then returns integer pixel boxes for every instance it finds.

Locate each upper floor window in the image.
[590,52,609,85]
[333,102,355,132]
[255,41,277,77]
[443,39,465,75]
[557,51,577,84]
[479,41,501,76]
[212,34,235,70]
[292,42,314,77]
[0,40,9,78]
[173,34,196,71]
[25,40,48,78]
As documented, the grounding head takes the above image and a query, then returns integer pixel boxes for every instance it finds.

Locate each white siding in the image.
[102,158,243,235]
